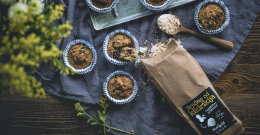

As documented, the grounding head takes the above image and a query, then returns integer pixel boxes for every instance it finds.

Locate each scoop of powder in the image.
[157,14,181,34]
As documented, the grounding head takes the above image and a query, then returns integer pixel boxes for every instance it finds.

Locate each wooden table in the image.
[0,15,259,135]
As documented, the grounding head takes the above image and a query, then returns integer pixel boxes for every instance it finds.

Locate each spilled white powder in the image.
[157,14,181,34]
[149,39,182,57]
[135,39,182,64]
[139,47,148,58]
[135,47,148,64]
[149,42,167,57]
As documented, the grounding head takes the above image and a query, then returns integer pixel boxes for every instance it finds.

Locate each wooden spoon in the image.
[157,14,234,50]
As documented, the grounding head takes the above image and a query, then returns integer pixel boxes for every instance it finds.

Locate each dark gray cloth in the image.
[37,0,260,134]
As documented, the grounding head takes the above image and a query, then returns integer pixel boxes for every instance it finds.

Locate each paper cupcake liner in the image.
[103,70,138,104]
[103,29,139,66]
[85,0,119,13]
[63,39,97,74]
[194,0,230,35]
[140,0,173,11]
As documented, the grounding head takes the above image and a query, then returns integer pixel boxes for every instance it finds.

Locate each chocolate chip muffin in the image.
[68,43,93,69]
[145,0,167,6]
[107,34,137,61]
[198,3,226,30]
[90,0,114,8]
[107,75,134,100]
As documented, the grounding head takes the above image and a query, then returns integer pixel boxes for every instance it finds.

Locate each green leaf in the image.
[106,102,110,108]
[87,119,92,123]
[98,110,101,114]
[98,110,102,117]
[104,115,107,121]
[90,121,99,126]
[77,112,83,116]
[94,113,97,119]
[98,110,106,123]
[107,128,111,133]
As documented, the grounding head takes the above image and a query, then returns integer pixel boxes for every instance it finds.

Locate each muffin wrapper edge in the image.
[140,0,173,11]
[86,0,119,13]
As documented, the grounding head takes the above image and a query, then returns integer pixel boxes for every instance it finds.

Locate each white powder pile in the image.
[139,47,148,58]
[149,42,167,57]
[135,47,148,64]
[149,39,182,57]
[135,39,182,64]
[157,14,181,34]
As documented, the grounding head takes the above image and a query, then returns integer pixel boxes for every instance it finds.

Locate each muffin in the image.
[90,0,114,8]
[198,3,225,30]
[103,70,138,104]
[107,74,134,100]
[103,29,139,65]
[141,0,173,11]
[194,0,230,34]
[145,0,167,6]
[63,39,97,74]
[68,43,93,69]
[107,34,137,61]
[86,0,119,13]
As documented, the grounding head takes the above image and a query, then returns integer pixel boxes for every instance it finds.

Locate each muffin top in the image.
[145,0,167,6]
[68,43,93,69]
[90,0,115,8]
[107,75,134,100]
[198,3,226,30]
[107,34,137,61]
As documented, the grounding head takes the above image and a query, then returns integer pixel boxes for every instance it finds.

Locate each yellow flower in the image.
[1,3,73,98]
[28,0,44,15]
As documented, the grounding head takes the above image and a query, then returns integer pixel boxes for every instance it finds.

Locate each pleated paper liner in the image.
[103,70,138,104]
[103,29,139,66]
[86,0,119,13]
[194,0,230,35]
[140,0,173,11]
[63,39,97,74]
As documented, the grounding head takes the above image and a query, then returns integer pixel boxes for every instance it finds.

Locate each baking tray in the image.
[89,0,196,30]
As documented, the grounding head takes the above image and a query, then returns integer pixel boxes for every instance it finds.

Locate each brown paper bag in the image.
[141,39,244,135]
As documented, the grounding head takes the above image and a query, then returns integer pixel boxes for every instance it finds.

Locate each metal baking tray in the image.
[89,0,196,30]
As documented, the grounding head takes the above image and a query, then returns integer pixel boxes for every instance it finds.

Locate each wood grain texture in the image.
[213,14,260,135]
[0,15,259,135]
[0,95,99,135]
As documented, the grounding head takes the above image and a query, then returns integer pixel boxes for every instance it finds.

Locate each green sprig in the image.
[74,96,134,135]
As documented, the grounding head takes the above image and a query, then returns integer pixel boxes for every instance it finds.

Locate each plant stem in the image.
[83,113,130,134]
[103,124,131,134]
[83,112,93,120]
[77,101,132,135]
[104,125,106,135]
[82,112,131,134]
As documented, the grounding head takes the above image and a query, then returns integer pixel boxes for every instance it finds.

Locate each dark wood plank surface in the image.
[0,15,259,135]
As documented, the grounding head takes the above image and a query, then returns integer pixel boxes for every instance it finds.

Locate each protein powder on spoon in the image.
[157,14,234,50]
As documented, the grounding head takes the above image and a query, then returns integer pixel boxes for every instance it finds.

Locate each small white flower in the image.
[0,0,16,5]
[8,2,28,19]
[28,0,44,15]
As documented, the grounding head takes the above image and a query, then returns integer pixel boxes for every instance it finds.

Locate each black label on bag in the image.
[182,87,236,135]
